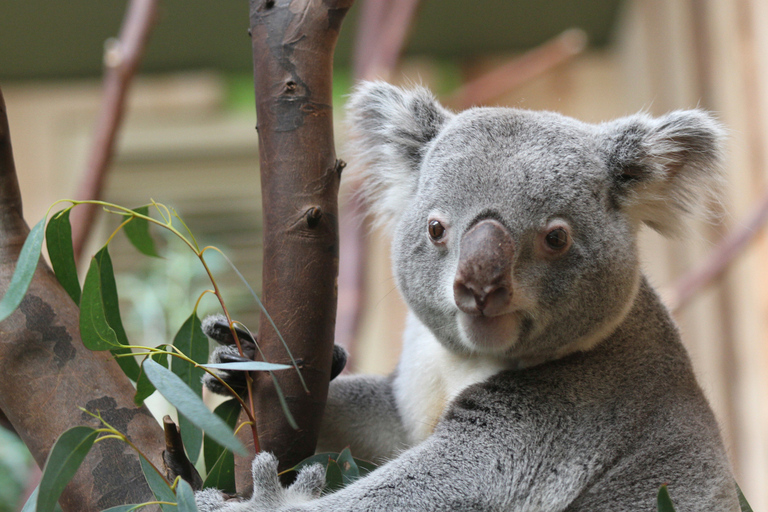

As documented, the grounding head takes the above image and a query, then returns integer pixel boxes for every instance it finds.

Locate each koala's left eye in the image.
[428,219,446,241]
[545,228,568,249]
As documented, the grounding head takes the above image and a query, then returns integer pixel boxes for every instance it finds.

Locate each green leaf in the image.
[143,359,246,456]
[176,480,200,512]
[139,453,174,512]
[336,447,359,485]
[353,457,377,477]
[0,217,45,323]
[79,253,120,351]
[101,506,142,512]
[201,361,292,371]
[201,447,236,494]
[172,313,209,465]
[324,459,344,494]
[203,399,240,488]
[20,485,38,512]
[290,452,335,472]
[657,484,676,512]
[134,352,169,406]
[288,451,376,488]
[37,426,99,512]
[737,483,753,512]
[269,371,298,430]
[124,206,159,258]
[93,246,141,381]
[45,209,80,304]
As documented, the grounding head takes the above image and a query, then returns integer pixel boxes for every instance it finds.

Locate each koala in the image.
[196,81,739,511]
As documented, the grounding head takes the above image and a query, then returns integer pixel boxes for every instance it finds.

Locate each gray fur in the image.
[198,81,737,511]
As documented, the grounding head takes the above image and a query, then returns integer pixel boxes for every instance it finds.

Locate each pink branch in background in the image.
[445,28,587,110]
[336,0,422,365]
[668,189,768,313]
[71,0,159,261]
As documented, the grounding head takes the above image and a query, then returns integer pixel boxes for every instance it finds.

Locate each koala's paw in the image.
[201,315,349,397]
[250,452,325,508]
[196,453,325,512]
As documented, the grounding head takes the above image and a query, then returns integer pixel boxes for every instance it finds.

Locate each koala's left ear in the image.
[602,110,726,236]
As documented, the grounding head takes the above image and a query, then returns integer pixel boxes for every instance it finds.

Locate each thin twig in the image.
[668,187,768,313]
[445,28,588,110]
[71,0,159,261]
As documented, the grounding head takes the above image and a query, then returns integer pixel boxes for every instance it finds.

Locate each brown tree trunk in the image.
[0,88,165,510]
[237,0,353,491]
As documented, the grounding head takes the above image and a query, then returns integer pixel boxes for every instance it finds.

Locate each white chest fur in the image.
[393,313,514,446]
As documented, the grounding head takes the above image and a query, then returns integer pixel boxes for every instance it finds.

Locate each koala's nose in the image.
[453,219,514,316]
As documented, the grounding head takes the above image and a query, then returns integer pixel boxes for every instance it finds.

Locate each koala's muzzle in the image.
[453,219,514,317]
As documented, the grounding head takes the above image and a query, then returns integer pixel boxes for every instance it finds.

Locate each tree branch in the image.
[0,86,165,510]
[239,0,353,491]
[445,28,587,110]
[71,0,159,262]
[667,191,768,312]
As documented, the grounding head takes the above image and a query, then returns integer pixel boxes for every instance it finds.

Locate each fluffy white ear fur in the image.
[346,81,453,228]
[602,110,726,236]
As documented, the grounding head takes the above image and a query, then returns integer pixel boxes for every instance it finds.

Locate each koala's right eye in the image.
[428,219,446,241]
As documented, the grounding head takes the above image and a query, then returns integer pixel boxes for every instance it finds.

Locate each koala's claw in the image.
[202,345,250,396]
[202,314,349,397]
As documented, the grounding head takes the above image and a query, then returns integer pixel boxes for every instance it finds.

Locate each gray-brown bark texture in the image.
[241,0,353,490]
[0,87,165,510]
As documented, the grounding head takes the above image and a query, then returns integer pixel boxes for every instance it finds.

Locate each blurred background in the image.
[1,0,766,509]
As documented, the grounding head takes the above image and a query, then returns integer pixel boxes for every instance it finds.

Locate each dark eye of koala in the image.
[428,219,445,241]
[545,228,569,250]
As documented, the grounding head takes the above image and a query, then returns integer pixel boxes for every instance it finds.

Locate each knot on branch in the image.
[306,207,323,228]
[335,159,346,178]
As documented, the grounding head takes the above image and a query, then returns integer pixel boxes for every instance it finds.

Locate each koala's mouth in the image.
[456,310,522,352]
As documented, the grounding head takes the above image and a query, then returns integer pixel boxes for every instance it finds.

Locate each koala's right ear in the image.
[346,81,453,227]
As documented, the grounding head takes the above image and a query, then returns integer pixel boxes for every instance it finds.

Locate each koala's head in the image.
[347,82,724,361]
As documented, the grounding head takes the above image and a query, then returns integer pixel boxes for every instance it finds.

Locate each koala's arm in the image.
[197,433,511,512]
[196,416,592,512]
[317,373,408,463]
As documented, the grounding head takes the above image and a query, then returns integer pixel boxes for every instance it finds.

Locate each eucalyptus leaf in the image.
[324,459,344,494]
[290,452,335,473]
[737,483,753,512]
[139,453,174,512]
[45,208,80,304]
[124,206,159,257]
[201,361,292,371]
[353,457,377,477]
[176,480,200,512]
[201,447,235,494]
[37,426,99,512]
[20,485,38,512]
[94,246,141,381]
[203,399,240,482]
[269,372,298,430]
[336,447,359,484]
[172,313,209,465]
[143,359,246,456]
[101,506,142,512]
[79,254,120,351]
[0,217,45,323]
[657,484,676,512]
[135,352,169,406]
[288,451,376,486]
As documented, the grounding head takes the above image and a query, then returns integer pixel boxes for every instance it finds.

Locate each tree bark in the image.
[0,87,165,510]
[239,0,353,490]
